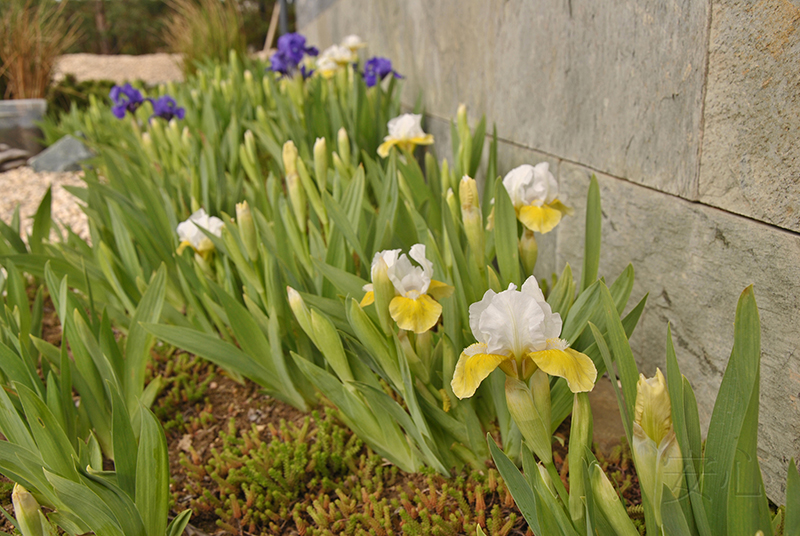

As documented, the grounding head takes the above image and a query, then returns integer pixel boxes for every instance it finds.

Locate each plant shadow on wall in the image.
[0,30,798,536]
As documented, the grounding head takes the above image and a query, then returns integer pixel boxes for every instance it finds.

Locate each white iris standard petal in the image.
[370,249,401,278]
[502,162,559,209]
[177,209,224,251]
[475,283,547,358]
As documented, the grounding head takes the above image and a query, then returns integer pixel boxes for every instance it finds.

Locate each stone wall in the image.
[297,0,800,502]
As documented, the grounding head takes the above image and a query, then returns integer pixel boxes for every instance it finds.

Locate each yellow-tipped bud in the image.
[282,140,298,177]
[440,158,452,195]
[12,484,44,536]
[287,173,306,233]
[634,368,672,444]
[244,69,253,83]
[235,201,258,261]
[313,137,328,191]
[460,176,485,271]
[337,127,351,169]
[519,228,538,276]
[505,375,552,464]
[632,368,683,524]
[141,132,152,148]
[457,103,468,135]
[590,464,640,536]
[446,188,459,223]
[244,130,257,160]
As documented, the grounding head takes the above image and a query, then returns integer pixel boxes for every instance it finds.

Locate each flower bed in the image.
[0,32,797,536]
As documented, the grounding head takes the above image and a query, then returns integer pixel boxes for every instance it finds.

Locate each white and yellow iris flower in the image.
[377,114,434,158]
[361,244,453,333]
[316,44,357,78]
[451,276,596,399]
[502,163,573,234]
[341,34,367,52]
[176,208,224,255]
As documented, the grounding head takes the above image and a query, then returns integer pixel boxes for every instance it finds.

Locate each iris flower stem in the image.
[544,459,569,506]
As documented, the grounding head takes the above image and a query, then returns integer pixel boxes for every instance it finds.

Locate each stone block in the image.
[29,135,93,173]
[556,162,800,502]
[698,0,800,232]
[299,0,710,199]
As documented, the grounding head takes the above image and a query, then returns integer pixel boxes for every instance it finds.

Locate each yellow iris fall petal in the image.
[427,279,455,300]
[529,347,597,393]
[377,135,435,158]
[378,114,434,158]
[360,290,375,307]
[451,343,510,399]
[389,294,442,334]
[518,204,563,234]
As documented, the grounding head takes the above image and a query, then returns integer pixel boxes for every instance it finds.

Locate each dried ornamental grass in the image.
[0,0,81,99]
[164,0,246,75]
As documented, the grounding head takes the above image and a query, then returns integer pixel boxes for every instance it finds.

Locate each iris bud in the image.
[632,368,683,525]
[256,104,268,125]
[372,255,396,336]
[337,127,351,169]
[287,287,313,337]
[568,393,593,524]
[313,137,328,191]
[311,308,353,383]
[235,201,258,261]
[519,228,538,276]
[446,188,459,223]
[538,463,557,498]
[505,375,552,464]
[457,103,469,140]
[283,141,306,232]
[181,126,191,148]
[12,484,44,536]
[460,176,485,273]
[590,464,640,536]
[440,158,452,195]
[282,140,298,177]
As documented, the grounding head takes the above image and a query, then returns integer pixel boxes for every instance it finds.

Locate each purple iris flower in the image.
[148,95,186,121]
[363,57,403,88]
[109,83,145,119]
[269,32,318,76]
[277,33,318,63]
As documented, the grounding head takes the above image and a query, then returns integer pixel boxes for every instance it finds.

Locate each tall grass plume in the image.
[0,0,81,99]
[164,0,246,75]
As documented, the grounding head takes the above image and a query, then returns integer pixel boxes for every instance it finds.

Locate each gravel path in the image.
[0,167,89,242]
[54,53,184,85]
[1,53,185,247]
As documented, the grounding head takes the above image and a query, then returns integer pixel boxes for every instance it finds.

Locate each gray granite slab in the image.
[557,162,800,503]
[698,0,800,232]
